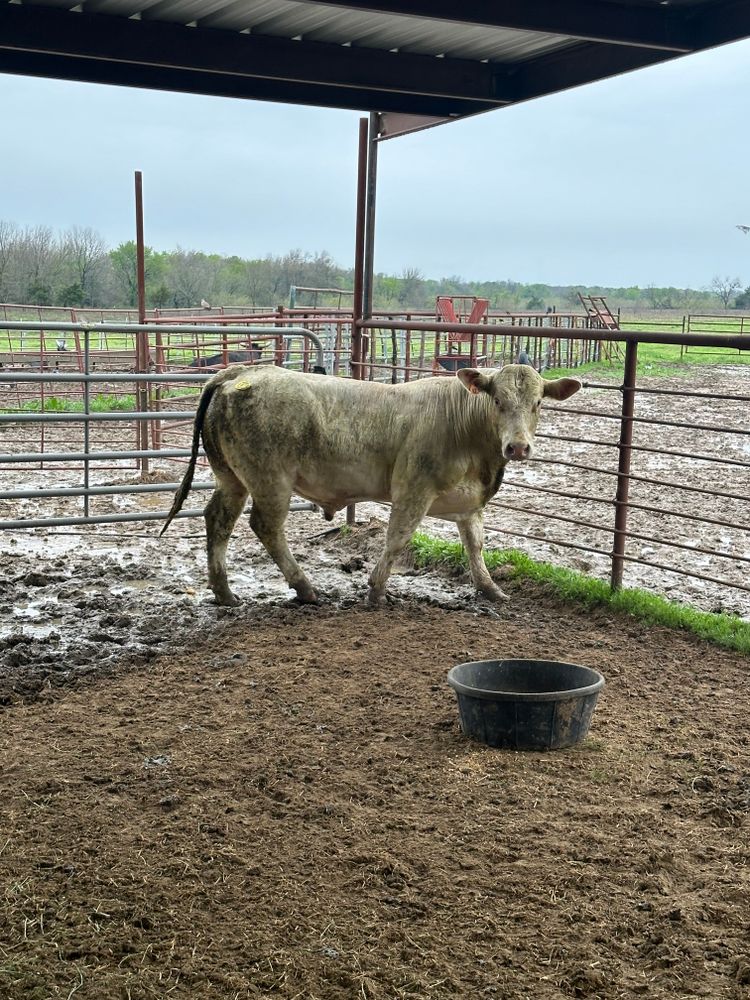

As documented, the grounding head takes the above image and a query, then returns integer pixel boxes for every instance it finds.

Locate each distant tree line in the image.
[0,219,747,313]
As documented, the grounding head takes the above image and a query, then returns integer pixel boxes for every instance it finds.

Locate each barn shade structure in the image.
[2,1,750,130]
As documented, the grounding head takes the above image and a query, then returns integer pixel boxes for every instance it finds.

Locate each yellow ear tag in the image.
[234,378,253,391]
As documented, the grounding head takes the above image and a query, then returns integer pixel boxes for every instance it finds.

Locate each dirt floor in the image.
[1,362,749,998]
[1,517,749,1000]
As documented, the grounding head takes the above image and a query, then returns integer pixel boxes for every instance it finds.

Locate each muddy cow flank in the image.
[188,344,262,368]
[162,364,581,606]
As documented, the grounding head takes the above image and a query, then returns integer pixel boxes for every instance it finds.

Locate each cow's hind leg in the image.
[249,485,318,604]
[204,471,249,606]
[457,511,508,602]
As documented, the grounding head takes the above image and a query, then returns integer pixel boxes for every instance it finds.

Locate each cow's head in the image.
[457,364,581,462]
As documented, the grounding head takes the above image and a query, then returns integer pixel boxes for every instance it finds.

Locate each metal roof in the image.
[1,0,749,135]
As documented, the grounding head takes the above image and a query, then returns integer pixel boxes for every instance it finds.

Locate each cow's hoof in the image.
[367,587,386,607]
[294,586,319,605]
[479,585,509,603]
[215,592,242,607]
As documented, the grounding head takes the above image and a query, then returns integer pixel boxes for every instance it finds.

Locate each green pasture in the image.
[2,393,138,414]
[544,338,750,380]
[0,325,215,365]
[0,388,202,415]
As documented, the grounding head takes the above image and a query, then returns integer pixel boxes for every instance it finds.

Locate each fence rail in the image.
[1,314,749,616]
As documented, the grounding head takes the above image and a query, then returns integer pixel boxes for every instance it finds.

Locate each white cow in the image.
[162,364,581,606]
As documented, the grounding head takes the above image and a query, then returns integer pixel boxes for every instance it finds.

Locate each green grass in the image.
[544,339,750,379]
[0,332,138,351]
[409,531,750,655]
[2,387,202,415]
[5,393,138,414]
[166,385,201,399]
[543,339,750,381]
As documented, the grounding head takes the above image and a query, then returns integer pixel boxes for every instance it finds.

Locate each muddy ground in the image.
[0,363,749,998]
[0,515,749,1000]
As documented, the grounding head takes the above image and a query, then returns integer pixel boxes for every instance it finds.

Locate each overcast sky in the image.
[1,36,749,289]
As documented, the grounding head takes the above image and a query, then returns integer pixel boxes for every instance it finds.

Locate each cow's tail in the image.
[160,368,239,535]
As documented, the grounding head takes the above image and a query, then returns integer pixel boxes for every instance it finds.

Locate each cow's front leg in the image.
[368,490,433,606]
[457,510,509,602]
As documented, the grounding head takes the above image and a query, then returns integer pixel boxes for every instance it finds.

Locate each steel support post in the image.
[362,111,379,320]
[351,117,368,379]
[348,116,369,526]
[83,328,90,517]
[134,171,149,473]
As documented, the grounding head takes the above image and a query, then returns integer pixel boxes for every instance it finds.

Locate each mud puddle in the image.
[0,506,479,700]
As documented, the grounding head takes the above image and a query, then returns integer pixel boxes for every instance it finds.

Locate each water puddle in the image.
[4,599,65,639]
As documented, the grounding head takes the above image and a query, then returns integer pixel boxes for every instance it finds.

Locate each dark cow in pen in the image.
[188,343,263,369]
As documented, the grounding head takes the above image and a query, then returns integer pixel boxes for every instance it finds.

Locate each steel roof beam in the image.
[500,0,750,107]
[0,49,488,116]
[0,4,508,111]
[500,40,680,105]
[687,0,750,50]
[292,0,694,52]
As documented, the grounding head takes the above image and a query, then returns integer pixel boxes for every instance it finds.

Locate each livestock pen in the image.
[1,348,749,1000]
[2,315,750,1000]
[1,313,748,618]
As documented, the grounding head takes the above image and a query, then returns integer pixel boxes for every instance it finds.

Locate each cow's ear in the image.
[543,377,581,401]
[457,369,492,396]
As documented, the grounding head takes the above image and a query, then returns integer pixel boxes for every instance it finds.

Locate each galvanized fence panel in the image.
[0,321,324,528]
[358,317,750,615]
[2,314,749,616]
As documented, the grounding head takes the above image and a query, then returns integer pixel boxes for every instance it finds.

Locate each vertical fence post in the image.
[362,111,379,321]
[611,339,638,590]
[83,327,90,519]
[347,116,369,526]
[274,305,285,368]
[134,171,149,475]
[351,117,368,381]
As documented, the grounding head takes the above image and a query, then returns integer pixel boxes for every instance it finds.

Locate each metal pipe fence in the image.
[1,315,749,616]
[357,317,750,614]
[0,321,324,527]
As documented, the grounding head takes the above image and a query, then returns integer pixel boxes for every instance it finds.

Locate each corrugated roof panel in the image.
[84,0,171,14]
[221,1,575,65]
[242,2,363,38]
[17,0,77,7]
[349,22,573,63]
[438,26,575,62]
[243,4,412,44]
[195,0,285,32]
[6,0,749,119]
[78,0,577,66]
[139,0,234,22]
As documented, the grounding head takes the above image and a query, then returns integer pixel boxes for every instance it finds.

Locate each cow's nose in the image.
[505,442,531,460]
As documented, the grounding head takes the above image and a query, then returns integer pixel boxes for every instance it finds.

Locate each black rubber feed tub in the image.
[447,658,605,751]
